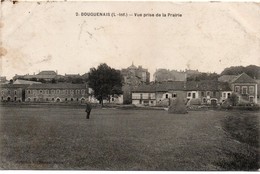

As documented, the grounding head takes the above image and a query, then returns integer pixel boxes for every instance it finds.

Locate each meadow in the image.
[0,105,259,170]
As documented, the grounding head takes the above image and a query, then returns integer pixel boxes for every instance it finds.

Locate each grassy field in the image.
[0,105,259,170]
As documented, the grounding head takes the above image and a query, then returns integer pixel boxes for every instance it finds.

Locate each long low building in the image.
[25,83,89,103]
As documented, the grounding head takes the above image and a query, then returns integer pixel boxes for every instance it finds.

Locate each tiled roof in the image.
[27,83,87,89]
[186,81,231,91]
[23,74,57,79]
[132,81,231,92]
[38,71,57,75]
[231,73,257,84]
[218,75,237,82]
[156,81,185,91]
[13,79,42,85]
[0,84,30,89]
[132,83,157,92]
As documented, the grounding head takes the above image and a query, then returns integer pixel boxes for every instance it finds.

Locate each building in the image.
[121,63,150,104]
[0,84,30,102]
[0,76,8,84]
[132,81,186,106]
[131,81,232,106]
[25,83,89,103]
[185,81,232,105]
[218,73,258,104]
[153,69,186,82]
[230,73,258,104]
[121,63,150,85]
[13,70,64,82]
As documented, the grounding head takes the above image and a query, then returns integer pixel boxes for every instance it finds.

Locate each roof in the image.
[27,83,87,89]
[132,81,185,92]
[218,75,237,82]
[156,81,185,91]
[0,84,30,89]
[132,80,231,92]
[13,79,42,85]
[186,81,231,91]
[231,73,257,84]
[37,71,57,75]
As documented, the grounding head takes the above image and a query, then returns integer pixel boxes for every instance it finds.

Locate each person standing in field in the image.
[85,101,92,119]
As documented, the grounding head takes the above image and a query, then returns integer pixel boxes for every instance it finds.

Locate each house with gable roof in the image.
[230,73,258,103]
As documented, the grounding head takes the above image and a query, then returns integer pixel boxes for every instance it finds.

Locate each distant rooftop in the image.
[231,73,257,84]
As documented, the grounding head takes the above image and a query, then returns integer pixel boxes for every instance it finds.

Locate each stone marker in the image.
[168,97,188,114]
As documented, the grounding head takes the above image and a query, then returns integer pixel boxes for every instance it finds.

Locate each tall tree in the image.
[88,63,123,106]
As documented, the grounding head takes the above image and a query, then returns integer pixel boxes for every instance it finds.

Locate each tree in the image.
[229,93,239,106]
[88,63,123,106]
[221,65,260,79]
[187,72,219,81]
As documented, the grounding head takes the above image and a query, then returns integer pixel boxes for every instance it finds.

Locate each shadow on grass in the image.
[216,150,259,171]
[216,112,260,171]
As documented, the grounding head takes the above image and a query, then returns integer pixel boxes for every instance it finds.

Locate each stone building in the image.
[0,84,30,102]
[25,83,89,103]
[121,63,150,104]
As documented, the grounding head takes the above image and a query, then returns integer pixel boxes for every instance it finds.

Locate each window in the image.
[51,90,55,94]
[34,98,37,101]
[27,90,31,94]
[1,97,3,101]
[14,97,17,101]
[227,93,231,98]
[52,98,55,101]
[249,96,254,102]
[71,98,74,101]
[192,93,196,99]
[213,91,216,97]
[173,93,177,98]
[148,93,151,99]
[140,94,143,99]
[242,86,247,94]
[65,98,67,101]
[223,93,226,98]
[70,90,74,94]
[151,101,154,104]
[8,90,10,95]
[14,90,17,95]
[207,92,210,96]
[188,93,191,97]
[201,91,205,97]
[249,86,254,94]
[76,90,80,94]
[165,94,168,99]
[39,90,43,94]
[235,86,240,93]
[56,90,60,94]
[81,90,85,94]
[46,98,49,101]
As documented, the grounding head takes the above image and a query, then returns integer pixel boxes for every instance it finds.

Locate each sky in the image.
[1,1,260,80]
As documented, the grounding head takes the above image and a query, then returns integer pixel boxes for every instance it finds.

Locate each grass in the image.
[217,111,260,170]
[0,105,259,170]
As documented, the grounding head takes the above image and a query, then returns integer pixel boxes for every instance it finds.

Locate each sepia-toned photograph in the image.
[0,0,260,171]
